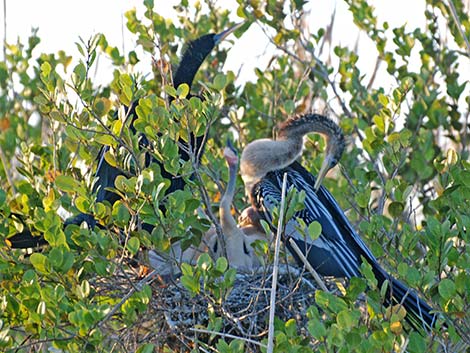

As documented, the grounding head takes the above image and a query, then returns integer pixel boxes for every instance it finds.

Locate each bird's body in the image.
[7,25,241,248]
[240,113,437,330]
[219,142,265,271]
[150,142,265,275]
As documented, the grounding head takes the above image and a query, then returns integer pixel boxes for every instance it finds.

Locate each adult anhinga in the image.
[240,113,438,331]
[7,24,242,249]
[149,140,265,275]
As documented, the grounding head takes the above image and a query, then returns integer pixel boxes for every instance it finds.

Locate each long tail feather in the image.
[388,275,437,331]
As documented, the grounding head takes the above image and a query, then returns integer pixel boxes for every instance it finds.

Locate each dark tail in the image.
[383,271,438,332]
[6,230,48,248]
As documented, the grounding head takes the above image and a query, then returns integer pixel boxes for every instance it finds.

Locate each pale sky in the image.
[1,1,468,103]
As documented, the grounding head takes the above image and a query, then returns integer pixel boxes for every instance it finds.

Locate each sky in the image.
[1,0,468,105]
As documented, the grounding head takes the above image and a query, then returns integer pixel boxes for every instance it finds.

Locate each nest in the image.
[99,263,341,352]
[87,260,469,353]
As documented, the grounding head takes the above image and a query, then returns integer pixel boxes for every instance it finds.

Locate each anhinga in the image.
[149,140,265,275]
[240,113,438,331]
[218,140,265,270]
[7,24,242,249]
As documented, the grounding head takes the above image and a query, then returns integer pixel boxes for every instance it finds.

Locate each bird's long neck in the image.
[220,163,239,234]
[240,138,303,194]
[240,113,344,194]
[173,44,209,89]
[277,114,343,143]
[171,37,214,160]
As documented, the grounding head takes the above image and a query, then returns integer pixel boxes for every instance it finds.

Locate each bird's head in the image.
[187,23,244,60]
[174,23,244,89]
[214,22,244,45]
[223,138,239,167]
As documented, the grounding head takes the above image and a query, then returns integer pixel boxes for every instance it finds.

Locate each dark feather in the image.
[253,160,437,331]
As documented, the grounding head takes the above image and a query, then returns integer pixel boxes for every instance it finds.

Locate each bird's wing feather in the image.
[253,161,438,330]
[254,161,379,278]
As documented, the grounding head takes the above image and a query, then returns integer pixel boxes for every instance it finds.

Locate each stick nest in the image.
[103,264,341,352]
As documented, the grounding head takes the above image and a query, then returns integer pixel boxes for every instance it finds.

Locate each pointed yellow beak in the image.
[313,155,332,192]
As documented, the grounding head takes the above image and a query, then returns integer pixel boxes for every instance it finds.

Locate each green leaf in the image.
[180,263,193,277]
[94,98,112,117]
[55,175,80,193]
[315,290,347,313]
[285,318,297,336]
[61,252,75,273]
[307,221,322,240]
[373,115,385,133]
[180,273,200,295]
[49,247,64,268]
[215,257,228,273]
[176,83,189,98]
[136,343,155,353]
[112,201,130,226]
[0,189,6,205]
[30,253,49,274]
[197,253,212,270]
[40,61,51,77]
[438,278,456,300]
[213,74,227,90]
[127,237,140,255]
[283,99,295,115]
[236,5,247,18]
[360,260,378,288]
[355,189,370,208]
[407,331,426,353]
[73,62,86,83]
[143,0,154,8]
[94,134,115,146]
[128,51,139,65]
[388,201,404,217]
[104,150,117,168]
[397,262,408,278]
[336,309,359,330]
[307,318,326,339]
[164,85,177,98]
[75,196,91,214]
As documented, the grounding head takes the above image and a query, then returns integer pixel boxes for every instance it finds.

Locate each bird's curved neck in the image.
[240,113,344,194]
[240,138,303,193]
[277,114,341,142]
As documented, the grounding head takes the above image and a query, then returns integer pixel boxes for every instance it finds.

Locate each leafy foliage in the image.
[1,0,469,352]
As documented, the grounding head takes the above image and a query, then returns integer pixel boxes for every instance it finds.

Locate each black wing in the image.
[253,161,438,330]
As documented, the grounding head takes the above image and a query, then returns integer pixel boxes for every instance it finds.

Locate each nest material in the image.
[89,261,468,353]
[105,264,341,352]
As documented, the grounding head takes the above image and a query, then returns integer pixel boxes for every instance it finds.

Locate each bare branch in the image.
[288,238,329,292]
[447,0,470,57]
[267,172,287,353]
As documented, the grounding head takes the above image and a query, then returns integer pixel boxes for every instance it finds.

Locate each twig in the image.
[366,56,381,90]
[0,145,15,193]
[190,328,267,349]
[398,337,409,353]
[12,334,77,351]
[447,0,470,57]
[96,269,159,328]
[2,0,6,59]
[267,172,288,353]
[192,157,226,260]
[288,238,329,293]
